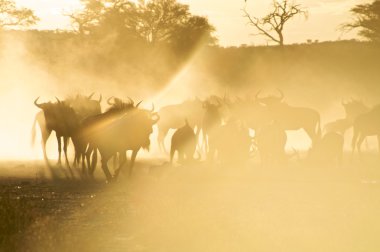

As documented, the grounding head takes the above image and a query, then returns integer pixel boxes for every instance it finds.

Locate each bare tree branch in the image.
[243,0,307,46]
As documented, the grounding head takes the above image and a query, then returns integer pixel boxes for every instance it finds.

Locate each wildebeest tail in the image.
[170,145,175,164]
[31,114,38,147]
[316,116,322,139]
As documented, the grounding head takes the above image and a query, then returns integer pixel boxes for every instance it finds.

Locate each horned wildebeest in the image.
[254,121,288,167]
[33,97,79,175]
[201,97,223,160]
[342,99,370,120]
[157,98,204,152]
[170,120,197,164]
[255,89,321,147]
[324,99,370,136]
[351,104,380,157]
[31,93,102,167]
[82,101,159,180]
[309,132,344,166]
[74,97,138,176]
[65,93,102,122]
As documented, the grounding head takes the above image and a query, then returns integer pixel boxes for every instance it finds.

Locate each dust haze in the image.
[1,13,380,252]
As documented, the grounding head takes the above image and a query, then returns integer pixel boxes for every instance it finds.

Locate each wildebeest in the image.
[170,120,197,164]
[74,97,138,176]
[81,101,159,180]
[201,98,223,159]
[33,97,79,175]
[31,93,102,167]
[157,98,203,152]
[255,90,321,147]
[309,132,344,166]
[254,121,288,167]
[351,104,380,156]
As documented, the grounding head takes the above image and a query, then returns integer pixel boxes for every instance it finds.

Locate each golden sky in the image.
[15,0,368,46]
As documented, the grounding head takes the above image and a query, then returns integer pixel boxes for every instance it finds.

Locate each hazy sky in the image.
[15,0,369,46]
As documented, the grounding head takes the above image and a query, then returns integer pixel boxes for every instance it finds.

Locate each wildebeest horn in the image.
[150,103,155,112]
[98,94,102,103]
[255,90,262,100]
[127,96,134,104]
[55,97,62,103]
[276,89,284,101]
[34,97,43,108]
[88,92,95,99]
[136,100,143,108]
[107,96,114,105]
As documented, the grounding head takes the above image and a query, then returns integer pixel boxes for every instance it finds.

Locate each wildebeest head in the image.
[34,97,79,134]
[65,93,102,121]
[254,89,284,106]
[106,96,140,113]
[118,103,160,150]
[341,98,370,119]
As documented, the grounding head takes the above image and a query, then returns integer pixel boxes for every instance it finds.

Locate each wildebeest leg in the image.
[194,126,201,151]
[63,137,74,179]
[56,135,62,165]
[170,147,176,164]
[357,135,366,160]
[114,152,127,179]
[128,149,139,176]
[158,128,169,153]
[41,129,52,165]
[101,157,113,181]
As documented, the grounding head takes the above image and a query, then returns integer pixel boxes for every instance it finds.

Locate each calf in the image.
[170,120,197,164]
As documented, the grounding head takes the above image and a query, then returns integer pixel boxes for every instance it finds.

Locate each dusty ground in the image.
[1,156,380,252]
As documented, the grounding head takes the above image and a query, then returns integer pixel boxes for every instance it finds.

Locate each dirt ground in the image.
[1,155,380,252]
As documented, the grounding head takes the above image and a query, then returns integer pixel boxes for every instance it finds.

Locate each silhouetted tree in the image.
[343,0,380,42]
[0,0,39,29]
[243,0,307,46]
[69,0,216,47]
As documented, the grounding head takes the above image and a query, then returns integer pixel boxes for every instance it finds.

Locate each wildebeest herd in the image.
[31,91,380,181]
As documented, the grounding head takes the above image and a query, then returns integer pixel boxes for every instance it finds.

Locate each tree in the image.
[0,0,39,29]
[342,0,380,42]
[243,0,307,46]
[69,0,216,47]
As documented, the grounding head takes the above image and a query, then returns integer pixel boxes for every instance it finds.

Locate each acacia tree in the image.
[0,0,39,29]
[243,0,307,46]
[69,0,216,46]
[342,0,380,42]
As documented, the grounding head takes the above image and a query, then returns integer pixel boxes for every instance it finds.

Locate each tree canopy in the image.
[0,0,39,29]
[69,0,216,48]
[344,0,380,42]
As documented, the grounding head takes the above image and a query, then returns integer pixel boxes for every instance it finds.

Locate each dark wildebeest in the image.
[201,98,223,160]
[324,99,370,135]
[83,102,160,180]
[170,120,197,164]
[351,104,380,157]
[255,90,321,147]
[157,98,204,152]
[309,132,344,166]
[31,93,102,166]
[74,97,138,176]
[254,121,288,167]
[33,97,79,176]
